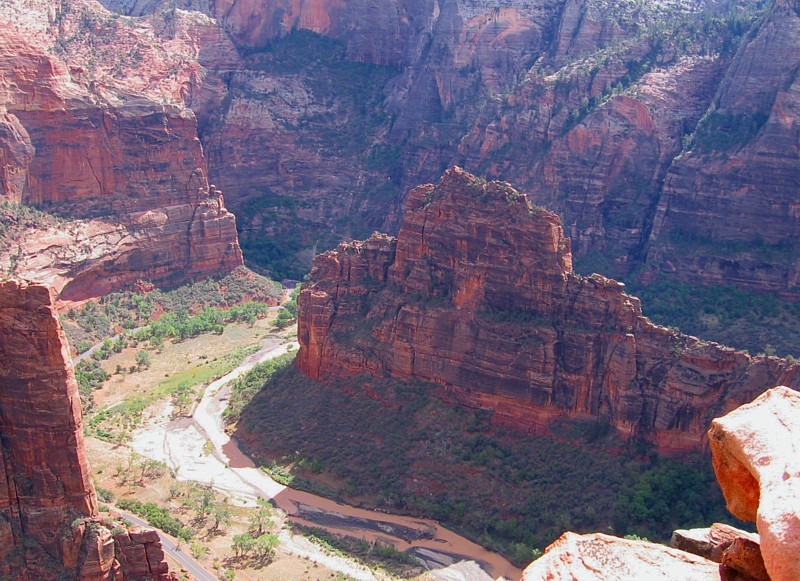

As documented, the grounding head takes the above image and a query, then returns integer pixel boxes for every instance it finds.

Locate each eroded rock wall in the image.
[0,279,174,579]
[297,169,800,453]
[0,0,243,299]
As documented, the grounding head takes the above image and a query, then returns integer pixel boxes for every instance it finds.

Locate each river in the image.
[130,336,522,581]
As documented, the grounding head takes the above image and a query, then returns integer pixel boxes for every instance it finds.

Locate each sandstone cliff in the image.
[0,0,243,299]
[0,279,174,579]
[203,0,800,302]
[3,0,799,309]
[297,168,800,453]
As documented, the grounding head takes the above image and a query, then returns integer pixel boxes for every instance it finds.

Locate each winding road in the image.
[113,508,216,581]
[131,337,522,581]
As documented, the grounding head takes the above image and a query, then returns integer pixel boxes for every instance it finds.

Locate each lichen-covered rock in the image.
[709,385,800,581]
[297,168,800,452]
[521,532,721,580]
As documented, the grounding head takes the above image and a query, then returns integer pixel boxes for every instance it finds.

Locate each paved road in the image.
[113,508,217,581]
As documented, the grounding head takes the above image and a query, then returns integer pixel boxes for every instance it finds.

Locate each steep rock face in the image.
[0,280,97,576]
[0,279,174,579]
[74,0,800,300]
[0,0,243,297]
[297,169,800,452]
[709,386,800,581]
[645,0,800,299]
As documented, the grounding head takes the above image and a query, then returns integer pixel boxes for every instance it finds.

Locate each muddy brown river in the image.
[134,338,522,580]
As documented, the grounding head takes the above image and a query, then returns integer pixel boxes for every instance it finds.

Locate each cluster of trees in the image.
[117,499,194,541]
[63,267,283,352]
[231,500,279,562]
[224,353,295,423]
[74,360,108,411]
[131,303,269,347]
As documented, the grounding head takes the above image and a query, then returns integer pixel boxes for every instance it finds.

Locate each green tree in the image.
[248,499,273,535]
[232,534,255,558]
[211,503,232,532]
[253,533,279,560]
[135,350,151,369]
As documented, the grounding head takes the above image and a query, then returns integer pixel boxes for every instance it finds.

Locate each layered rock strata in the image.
[0,0,243,299]
[297,168,800,452]
[0,279,173,579]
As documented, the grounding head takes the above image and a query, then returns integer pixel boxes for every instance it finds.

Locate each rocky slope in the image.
[0,279,174,579]
[0,0,242,299]
[297,168,800,453]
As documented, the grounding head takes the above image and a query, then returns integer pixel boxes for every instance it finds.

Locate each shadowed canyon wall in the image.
[297,168,800,453]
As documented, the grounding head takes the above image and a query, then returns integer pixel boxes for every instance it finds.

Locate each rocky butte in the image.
[297,168,800,453]
[0,279,174,579]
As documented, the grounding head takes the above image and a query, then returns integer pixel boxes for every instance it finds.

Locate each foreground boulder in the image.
[709,386,800,581]
[521,532,720,580]
[670,522,758,562]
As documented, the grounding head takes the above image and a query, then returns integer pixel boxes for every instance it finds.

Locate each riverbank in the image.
[127,336,520,580]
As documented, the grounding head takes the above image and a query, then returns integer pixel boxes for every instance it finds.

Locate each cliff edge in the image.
[0,279,174,579]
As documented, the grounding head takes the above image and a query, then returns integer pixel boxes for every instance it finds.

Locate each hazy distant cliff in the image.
[3,0,800,303]
[297,168,800,453]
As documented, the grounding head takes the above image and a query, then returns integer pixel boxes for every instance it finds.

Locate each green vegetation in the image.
[224,352,295,423]
[232,30,401,279]
[117,499,193,541]
[273,286,299,329]
[62,267,282,351]
[235,359,745,566]
[87,345,260,442]
[291,524,422,577]
[691,111,769,154]
[625,278,800,357]
[75,360,109,411]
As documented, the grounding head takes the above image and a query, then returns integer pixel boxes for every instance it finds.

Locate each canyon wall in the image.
[0,0,243,299]
[297,168,800,453]
[3,0,799,300]
[0,279,174,579]
[195,0,800,299]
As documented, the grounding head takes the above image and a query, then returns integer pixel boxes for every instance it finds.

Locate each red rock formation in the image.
[0,0,243,298]
[297,168,800,453]
[521,532,721,580]
[709,386,800,581]
[0,279,174,579]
